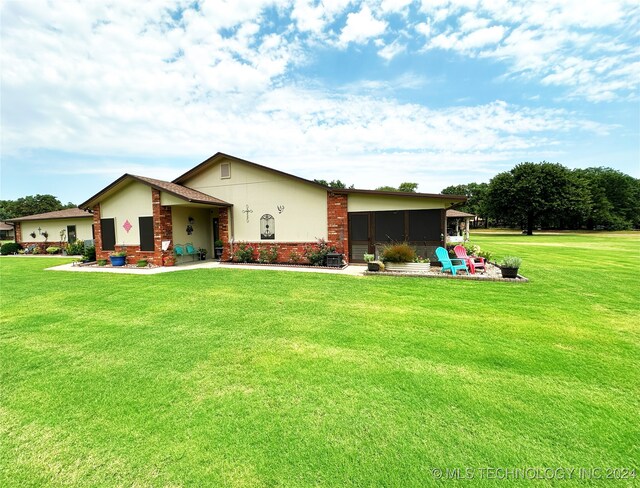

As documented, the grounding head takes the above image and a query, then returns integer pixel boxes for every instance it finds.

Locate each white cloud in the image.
[0,0,631,198]
[338,5,387,46]
[417,0,639,101]
[378,40,406,60]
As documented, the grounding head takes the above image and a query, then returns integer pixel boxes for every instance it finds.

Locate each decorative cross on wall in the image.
[242,204,253,223]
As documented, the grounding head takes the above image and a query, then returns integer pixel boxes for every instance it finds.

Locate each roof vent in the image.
[221,162,231,179]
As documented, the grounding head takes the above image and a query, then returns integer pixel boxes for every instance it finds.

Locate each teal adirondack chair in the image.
[435,247,469,276]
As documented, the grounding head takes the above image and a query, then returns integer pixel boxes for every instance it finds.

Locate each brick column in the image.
[327,192,349,262]
[152,189,173,266]
[218,207,230,261]
[14,222,22,244]
[92,204,107,261]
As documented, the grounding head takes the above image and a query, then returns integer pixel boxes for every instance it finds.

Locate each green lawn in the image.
[1,232,639,486]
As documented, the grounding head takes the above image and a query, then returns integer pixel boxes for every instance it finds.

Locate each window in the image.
[139,216,154,251]
[260,214,275,239]
[221,162,231,179]
[67,225,77,243]
[100,218,116,251]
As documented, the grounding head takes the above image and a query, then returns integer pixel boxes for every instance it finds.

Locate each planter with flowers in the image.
[109,250,127,267]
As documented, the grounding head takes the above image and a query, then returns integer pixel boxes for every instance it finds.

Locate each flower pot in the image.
[214,247,223,259]
[110,255,126,267]
[500,267,519,279]
[367,262,381,272]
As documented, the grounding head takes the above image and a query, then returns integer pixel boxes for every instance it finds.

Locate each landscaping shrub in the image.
[382,243,416,263]
[233,243,256,263]
[304,239,335,266]
[288,250,302,264]
[97,259,107,266]
[477,249,493,262]
[136,259,148,267]
[32,246,42,255]
[67,240,85,255]
[83,246,96,262]
[258,246,278,264]
[46,246,61,254]
[0,242,22,255]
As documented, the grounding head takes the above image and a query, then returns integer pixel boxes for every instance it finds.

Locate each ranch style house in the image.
[11,153,467,265]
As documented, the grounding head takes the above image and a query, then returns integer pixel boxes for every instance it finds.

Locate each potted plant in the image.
[214,240,224,259]
[109,250,127,267]
[198,248,208,260]
[364,253,380,271]
[499,256,522,278]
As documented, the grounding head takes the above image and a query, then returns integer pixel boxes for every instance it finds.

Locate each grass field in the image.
[1,232,639,486]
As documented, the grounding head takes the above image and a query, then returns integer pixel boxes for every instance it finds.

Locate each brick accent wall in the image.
[219,207,231,261]
[327,191,349,261]
[152,189,172,265]
[227,241,319,263]
[15,222,22,243]
[93,204,105,261]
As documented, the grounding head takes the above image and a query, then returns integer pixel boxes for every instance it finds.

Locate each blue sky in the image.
[1,0,638,204]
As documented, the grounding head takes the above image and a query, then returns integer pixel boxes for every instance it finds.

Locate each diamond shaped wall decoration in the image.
[122,219,133,233]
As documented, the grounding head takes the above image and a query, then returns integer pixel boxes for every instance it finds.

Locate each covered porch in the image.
[348,209,445,263]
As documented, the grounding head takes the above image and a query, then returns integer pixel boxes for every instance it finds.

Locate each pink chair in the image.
[453,245,486,274]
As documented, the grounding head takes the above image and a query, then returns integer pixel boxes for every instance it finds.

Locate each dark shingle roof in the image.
[6,208,93,222]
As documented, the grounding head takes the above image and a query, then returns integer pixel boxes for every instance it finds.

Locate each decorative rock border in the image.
[364,271,528,282]
[365,261,528,282]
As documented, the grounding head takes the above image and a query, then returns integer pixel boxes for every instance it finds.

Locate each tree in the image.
[441,182,489,226]
[574,167,640,230]
[0,194,76,220]
[313,179,354,189]
[375,182,419,192]
[486,162,591,235]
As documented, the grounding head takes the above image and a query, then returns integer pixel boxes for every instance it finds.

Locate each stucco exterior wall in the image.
[19,218,93,244]
[100,182,153,246]
[347,194,448,212]
[171,206,212,254]
[182,159,328,242]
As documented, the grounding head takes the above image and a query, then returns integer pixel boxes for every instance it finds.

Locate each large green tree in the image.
[486,162,591,235]
[0,195,76,220]
[313,179,354,189]
[441,182,489,225]
[574,167,640,230]
[375,182,419,192]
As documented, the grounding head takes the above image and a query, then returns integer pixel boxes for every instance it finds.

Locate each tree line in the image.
[0,194,76,221]
[442,163,640,234]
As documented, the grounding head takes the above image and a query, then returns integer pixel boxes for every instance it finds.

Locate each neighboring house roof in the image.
[79,173,232,209]
[6,208,93,222]
[173,152,330,190]
[0,222,15,230]
[446,209,476,218]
